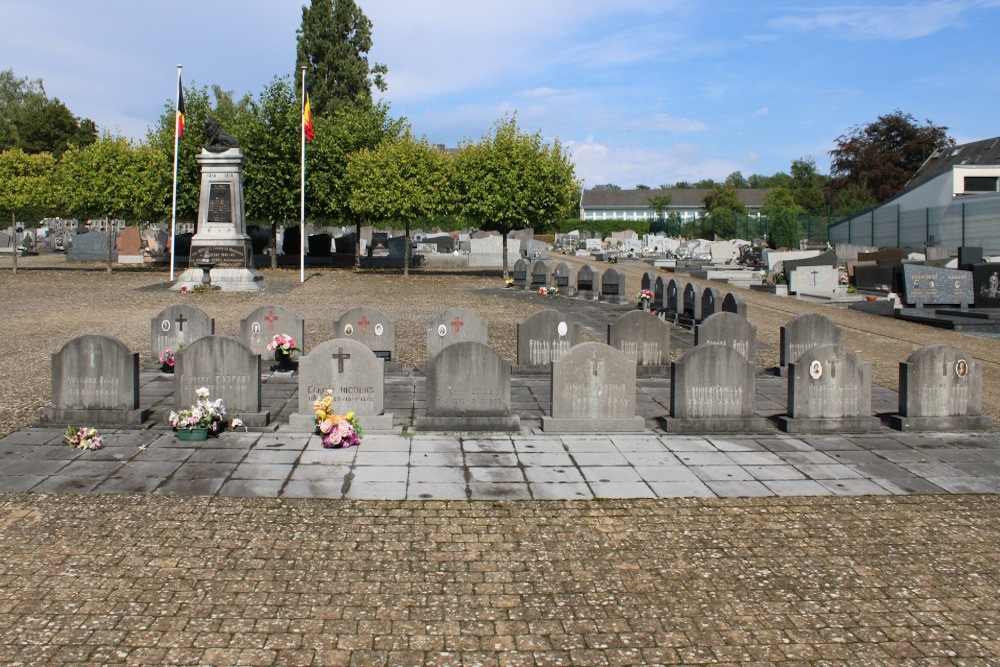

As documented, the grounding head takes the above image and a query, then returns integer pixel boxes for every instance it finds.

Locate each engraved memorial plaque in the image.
[207,183,232,223]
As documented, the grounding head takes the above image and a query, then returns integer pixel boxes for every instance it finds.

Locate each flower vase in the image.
[161,364,173,374]
[641,300,650,311]
[176,427,208,441]
[274,350,295,372]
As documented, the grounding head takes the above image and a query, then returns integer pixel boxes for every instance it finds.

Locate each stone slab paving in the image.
[0,492,998,666]
[2,428,999,500]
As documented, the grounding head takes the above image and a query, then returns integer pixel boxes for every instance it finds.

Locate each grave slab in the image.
[887,344,992,431]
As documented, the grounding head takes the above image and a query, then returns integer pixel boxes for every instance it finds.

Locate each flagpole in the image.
[300,67,307,284]
[170,64,182,282]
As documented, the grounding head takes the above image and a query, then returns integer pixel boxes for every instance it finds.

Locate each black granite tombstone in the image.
[973,263,1000,308]
[958,246,984,271]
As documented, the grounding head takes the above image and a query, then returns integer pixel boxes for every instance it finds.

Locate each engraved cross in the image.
[332,347,351,374]
[175,313,187,332]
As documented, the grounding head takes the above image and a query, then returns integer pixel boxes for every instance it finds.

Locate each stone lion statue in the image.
[204,118,239,152]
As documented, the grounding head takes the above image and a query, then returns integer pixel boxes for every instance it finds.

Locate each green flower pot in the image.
[176,427,208,441]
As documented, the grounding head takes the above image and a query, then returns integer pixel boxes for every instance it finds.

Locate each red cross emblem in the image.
[264,310,278,330]
[358,316,370,334]
[451,317,464,333]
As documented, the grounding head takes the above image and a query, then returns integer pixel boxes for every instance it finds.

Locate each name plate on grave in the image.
[603,284,619,295]
[207,183,232,223]
[902,264,973,308]
[190,245,246,268]
[373,350,392,361]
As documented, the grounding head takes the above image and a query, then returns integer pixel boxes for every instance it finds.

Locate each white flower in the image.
[195,386,210,399]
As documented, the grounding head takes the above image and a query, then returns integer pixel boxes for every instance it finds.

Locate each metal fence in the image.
[828,197,1000,253]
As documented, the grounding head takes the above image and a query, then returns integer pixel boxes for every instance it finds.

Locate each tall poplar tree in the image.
[295,0,388,115]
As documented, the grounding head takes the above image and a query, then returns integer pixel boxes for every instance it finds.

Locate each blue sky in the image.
[2,1,998,189]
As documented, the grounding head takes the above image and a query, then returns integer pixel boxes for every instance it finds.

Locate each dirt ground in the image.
[1,252,997,437]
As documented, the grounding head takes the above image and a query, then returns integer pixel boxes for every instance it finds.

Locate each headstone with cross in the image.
[426,307,487,361]
[288,338,391,431]
[542,342,645,432]
[607,310,671,372]
[333,307,396,364]
[150,304,214,366]
[788,265,839,296]
[240,304,305,359]
[41,334,148,426]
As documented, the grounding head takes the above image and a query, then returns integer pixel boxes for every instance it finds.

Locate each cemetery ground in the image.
[0,256,999,665]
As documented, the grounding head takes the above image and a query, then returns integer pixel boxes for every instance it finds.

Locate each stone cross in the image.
[811,269,819,286]
[331,347,351,374]
[175,313,187,332]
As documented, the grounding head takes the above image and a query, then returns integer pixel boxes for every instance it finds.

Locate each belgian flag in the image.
[176,77,186,138]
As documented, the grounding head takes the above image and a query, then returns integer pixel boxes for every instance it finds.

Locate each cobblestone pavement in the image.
[0,493,998,666]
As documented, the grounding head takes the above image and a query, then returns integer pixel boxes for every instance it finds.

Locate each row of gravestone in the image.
[40,327,990,435]
[511,260,632,304]
[641,273,748,328]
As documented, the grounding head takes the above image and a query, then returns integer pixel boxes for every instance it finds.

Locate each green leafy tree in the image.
[454,116,578,278]
[788,158,829,215]
[346,132,457,275]
[725,171,749,189]
[55,134,170,272]
[761,187,803,249]
[0,69,97,157]
[831,181,878,218]
[648,193,673,233]
[829,109,953,203]
[701,183,746,239]
[635,184,650,190]
[0,148,57,223]
[296,0,387,116]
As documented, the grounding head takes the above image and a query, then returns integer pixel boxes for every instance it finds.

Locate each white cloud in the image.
[646,114,710,133]
[755,107,769,116]
[769,2,973,40]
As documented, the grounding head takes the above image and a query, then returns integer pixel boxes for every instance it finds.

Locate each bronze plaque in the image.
[207,183,232,223]
[190,245,246,268]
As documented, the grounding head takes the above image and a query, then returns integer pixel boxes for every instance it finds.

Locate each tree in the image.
[829,109,953,204]
[0,148,57,223]
[648,193,673,233]
[0,69,96,157]
[831,181,878,218]
[788,158,828,215]
[725,171,749,189]
[635,184,650,190]
[701,183,746,239]
[454,116,578,278]
[296,0,387,116]
[346,132,457,276]
[761,187,803,249]
[56,134,170,272]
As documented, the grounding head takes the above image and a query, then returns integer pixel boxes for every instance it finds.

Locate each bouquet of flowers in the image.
[267,333,299,356]
[313,390,362,449]
[65,425,104,450]
[505,278,515,288]
[637,289,654,302]
[168,386,234,436]
[548,285,559,296]
[159,349,175,368]
[538,286,549,296]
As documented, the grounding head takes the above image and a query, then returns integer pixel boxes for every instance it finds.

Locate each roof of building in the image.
[904,136,1000,193]
[581,188,771,209]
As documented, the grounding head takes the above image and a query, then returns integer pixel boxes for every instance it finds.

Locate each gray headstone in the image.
[240,305,305,358]
[788,265,839,295]
[175,335,268,426]
[902,263,973,308]
[700,287,723,321]
[542,342,645,432]
[682,282,702,321]
[666,279,680,316]
[553,262,575,295]
[530,260,553,289]
[516,309,578,367]
[151,305,214,364]
[576,264,597,294]
[289,338,391,431]
[666,344,764,432]
[721,292,747,317]
[777,344,880,433]
[780,313,841,367]
[782,249,837,274]
[513,258,531,289]
[888,344,991,431]
[641,272,652,292]
[67,231,116,261]
[426,307,488,360]
[41,334,148,426]
[608,311,671,368]
[333,307,397,362]
[0,232,10,248]
[653,276,665,309]
[416,341,519,431]
[695,312,758,361]
[600,267,627,303]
